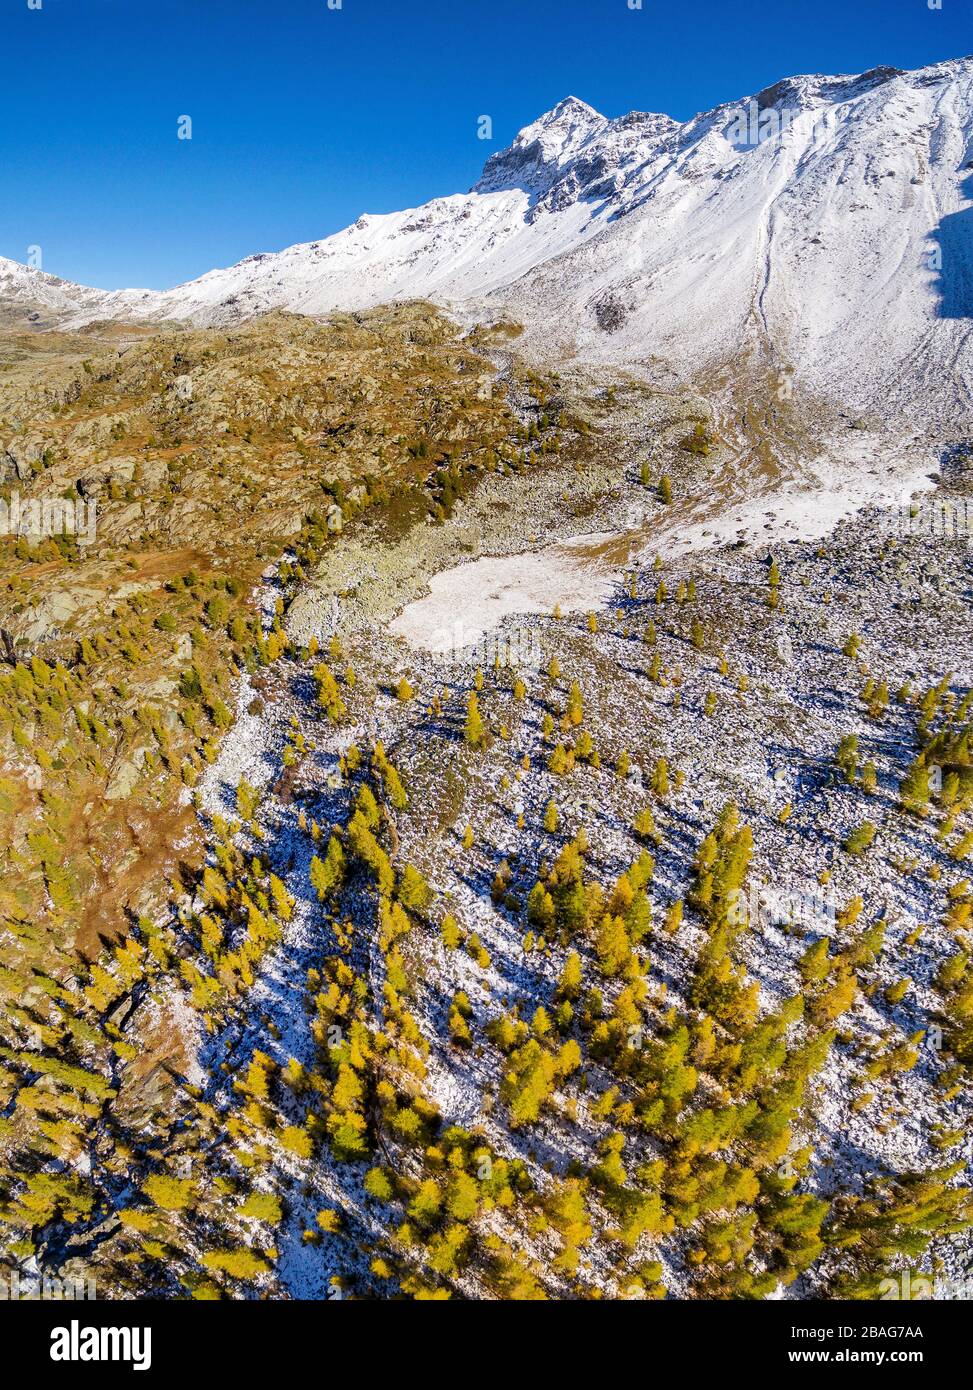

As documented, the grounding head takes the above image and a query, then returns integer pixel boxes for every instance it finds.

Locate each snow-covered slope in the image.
[496,62,973,423]
[4,58,973,421]
[0,255,123,325]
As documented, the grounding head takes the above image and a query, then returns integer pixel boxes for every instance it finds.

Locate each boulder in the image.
[4,435,44,481]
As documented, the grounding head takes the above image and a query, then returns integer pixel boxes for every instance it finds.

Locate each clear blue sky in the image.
[1,0,970,289]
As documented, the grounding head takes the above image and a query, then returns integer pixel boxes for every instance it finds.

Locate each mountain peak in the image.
[473,96,607,195]
[1,50,971,430]
[546,95,602,120]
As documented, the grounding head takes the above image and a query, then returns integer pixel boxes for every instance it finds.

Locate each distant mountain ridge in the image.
[3,55,973,424]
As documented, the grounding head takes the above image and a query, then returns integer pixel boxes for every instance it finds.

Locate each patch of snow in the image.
[389,535,618,653]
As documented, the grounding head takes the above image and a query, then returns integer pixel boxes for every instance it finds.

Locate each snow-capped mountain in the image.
[4,57,973,423]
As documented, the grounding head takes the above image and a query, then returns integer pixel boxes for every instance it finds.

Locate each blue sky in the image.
[1,0,970,289]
